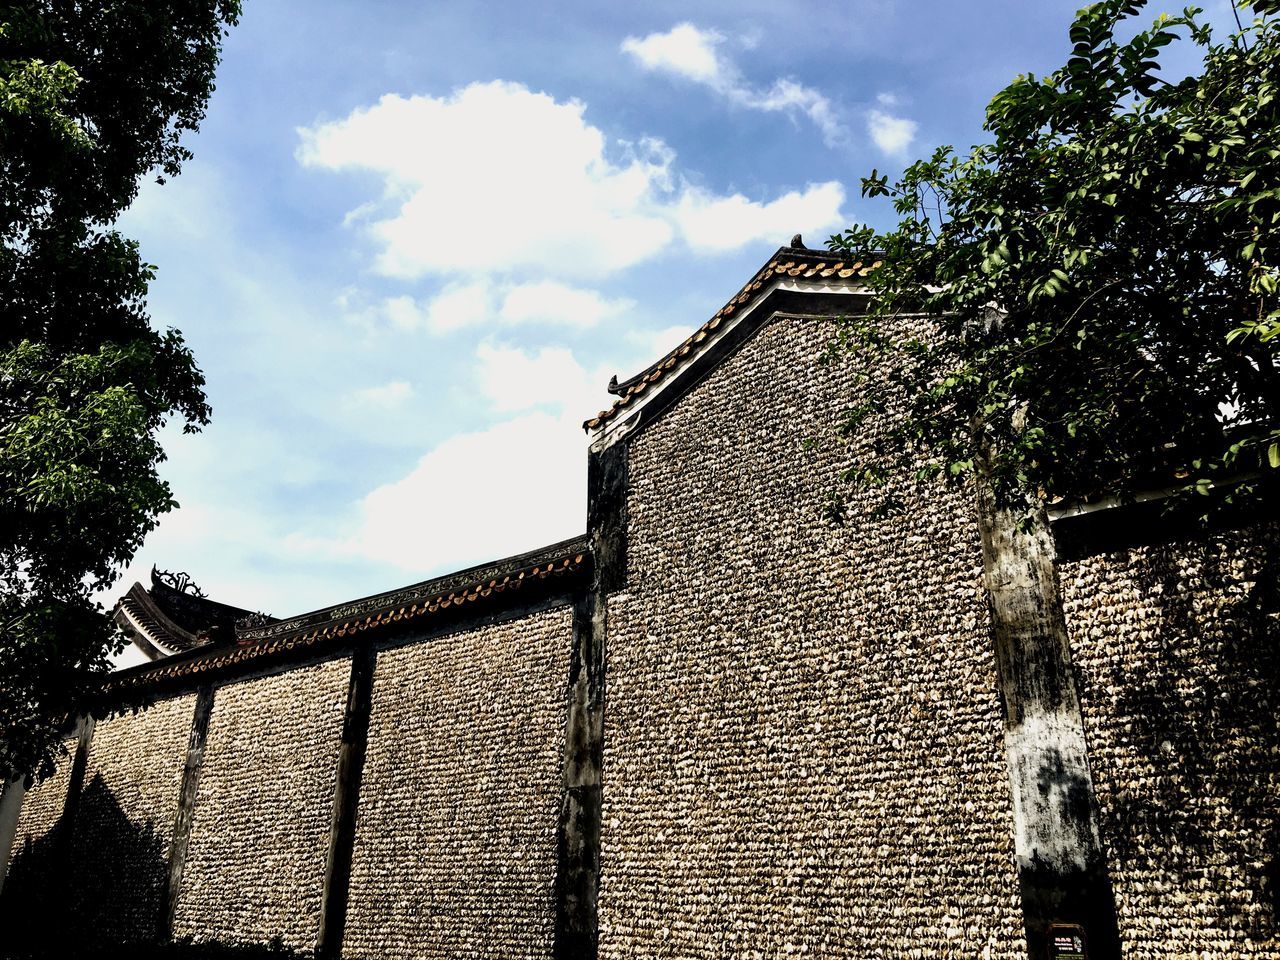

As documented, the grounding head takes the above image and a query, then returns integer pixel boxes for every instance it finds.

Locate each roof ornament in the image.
[790,233,807,249]
[151,565,207,598]
[235,611,275,631]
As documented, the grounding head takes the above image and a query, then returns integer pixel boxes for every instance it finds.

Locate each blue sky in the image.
[108,0,1232,629]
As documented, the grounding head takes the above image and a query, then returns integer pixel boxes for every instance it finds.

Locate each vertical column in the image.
[586,440,628,596]
[316,647,377,960]
[976,482,1122,960]
[554,442,626,960]
[161,684,215,940]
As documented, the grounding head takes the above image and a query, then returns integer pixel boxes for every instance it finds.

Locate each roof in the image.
[585,242,880,432]
[103,537,590,698]
[113,567,270,659]
[103,237,872,695]
[234,535,590,645]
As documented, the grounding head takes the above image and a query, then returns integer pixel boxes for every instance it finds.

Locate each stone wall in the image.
[599,314,1025,959]
[343,608,571,960]
[4,300,1277,959]
[71,695,196,943]
[2,734,77,932]
[5,739,74,871]
[1062,524,1280,959]
[172,659,348,950]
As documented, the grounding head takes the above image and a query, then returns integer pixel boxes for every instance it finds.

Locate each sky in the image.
[106,0,1236,634]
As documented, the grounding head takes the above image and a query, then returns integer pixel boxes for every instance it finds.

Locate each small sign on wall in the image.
[1047,923,1087,960]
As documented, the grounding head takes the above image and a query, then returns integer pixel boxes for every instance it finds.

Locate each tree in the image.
[828,2,1278,956]
[0,0,241,785]
[832,0,1279,511]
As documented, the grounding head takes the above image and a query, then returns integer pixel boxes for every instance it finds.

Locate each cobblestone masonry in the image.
[1062,525,1280,959]
[71,695,196,942]
[343,608,571,960]
[5,735,75,875]
[600,314,1025,959]
[173,659,348,950]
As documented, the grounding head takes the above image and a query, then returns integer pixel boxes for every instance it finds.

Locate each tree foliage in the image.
[0,1,240,783]
[830,0,1280,512]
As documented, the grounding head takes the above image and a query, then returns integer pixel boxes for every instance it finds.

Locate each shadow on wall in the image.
[0,778,312,960]
[1088,529,1280,942]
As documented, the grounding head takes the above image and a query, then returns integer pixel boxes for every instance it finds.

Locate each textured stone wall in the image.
[600,314,1025,959]
[5,741,74,865]
[1062,524,1280,959]
[173,659,348,950]
[343,608,570,960]
[3,735,76,904]
[71,694,196,942]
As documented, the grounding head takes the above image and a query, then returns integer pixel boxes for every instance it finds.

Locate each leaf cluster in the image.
[0,1,238,783]
[830,0,1280,512]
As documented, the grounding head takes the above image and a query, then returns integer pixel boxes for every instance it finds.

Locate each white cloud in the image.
[338,285,491,334]
[474,341,609,415]
[867,109,918,157]
[298,82,675,279]
[424,282,492,333]
[382,295,426,332]
[298,80,847,280]
[342,412,586,571]
[332,341,616,573]
[630,323,699,364]
[500,281,632,328]
[350,280,633,336]
[621,23,727,85]
[745,79,845,146]
[621,23,846,146]
[675,181,846,252]
[350,380,414,409]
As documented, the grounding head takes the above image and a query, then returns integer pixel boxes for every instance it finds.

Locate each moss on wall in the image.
[172,659,348,951]
[1063,525,1280,958]
[342,608,570,960]
[600,314,1025,959]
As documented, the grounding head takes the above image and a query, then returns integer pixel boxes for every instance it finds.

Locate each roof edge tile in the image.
[585,244,879,431]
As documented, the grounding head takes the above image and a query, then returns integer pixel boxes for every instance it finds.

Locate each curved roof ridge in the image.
[585,243,880,431]
[115,582,200,657]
